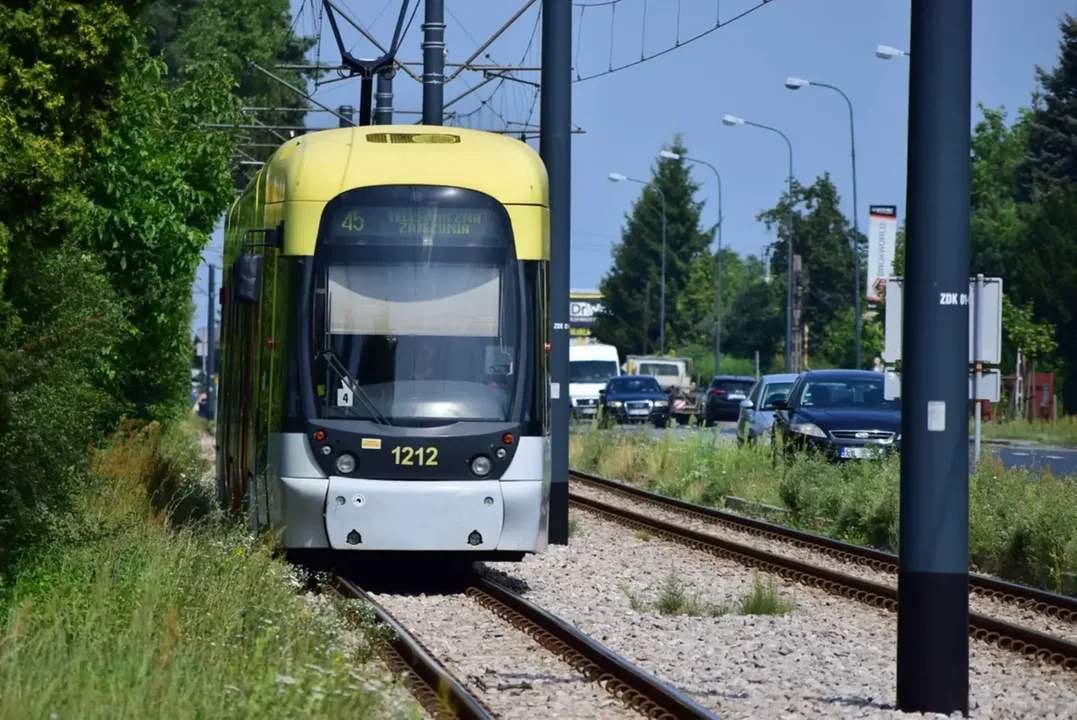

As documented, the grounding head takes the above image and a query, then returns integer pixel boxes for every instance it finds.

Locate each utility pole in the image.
[375,69,395,124]
[897,0,972,715]
[337,105,354,128]
[540,0,572,545]
[206,263,217,422]
[421,0,445,125]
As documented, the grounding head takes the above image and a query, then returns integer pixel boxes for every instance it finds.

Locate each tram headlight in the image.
[335,453,357,474]
[470,455,492,477]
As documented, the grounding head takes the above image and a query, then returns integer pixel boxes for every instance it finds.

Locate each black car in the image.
[772,369,901,462]
[699,375,757,425]
[598,375,671,428]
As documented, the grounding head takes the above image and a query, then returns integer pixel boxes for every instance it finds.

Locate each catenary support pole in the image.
[715,175,722,374]
[337,105,354,128]
[421,0,445,125]
[540,0,572,545]
[897,0,972,714]
[375,70,394,124]
[784,143,794,373]
[206,263,217,423]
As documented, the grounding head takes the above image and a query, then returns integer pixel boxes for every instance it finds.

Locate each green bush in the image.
[570,429,1077,595]
[0,421,419,719]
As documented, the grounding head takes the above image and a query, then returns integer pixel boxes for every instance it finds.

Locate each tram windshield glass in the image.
[311,185,522,424]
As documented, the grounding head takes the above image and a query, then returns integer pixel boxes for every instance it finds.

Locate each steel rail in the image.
[571,469,1077,622]
[335,577,494,720]
[568,491,1077,670]
[469,575,717,719]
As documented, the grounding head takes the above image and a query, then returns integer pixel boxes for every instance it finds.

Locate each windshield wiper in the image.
[319,349,392,426]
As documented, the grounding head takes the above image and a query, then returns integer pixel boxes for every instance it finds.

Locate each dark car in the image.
[599,375,671,428]
[698,375,757,425]
[772,369,901,462]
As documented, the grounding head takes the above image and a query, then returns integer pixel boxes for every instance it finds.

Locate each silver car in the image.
[736,373,800,445]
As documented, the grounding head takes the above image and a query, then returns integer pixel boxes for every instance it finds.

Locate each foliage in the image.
[595,134,715,354]
[142,0,319,186]
[1015,14,1077,200]
[720,256,786,372]
[0,421,420,719]
[570,429,1077,595]
[757,173,865,359]
[0,0,239,574]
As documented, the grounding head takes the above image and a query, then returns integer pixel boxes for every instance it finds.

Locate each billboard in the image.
[866,205,898,302]
[569,290,603,341]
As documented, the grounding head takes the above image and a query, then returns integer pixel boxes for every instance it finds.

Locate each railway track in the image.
[335,572,716,719]
[569,469,1077,671]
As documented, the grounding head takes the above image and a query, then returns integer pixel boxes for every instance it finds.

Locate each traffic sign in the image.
[883,276,1002,365]
[883,368,1000,402]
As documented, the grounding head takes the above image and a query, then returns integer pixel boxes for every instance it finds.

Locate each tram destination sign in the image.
[326,204,504,245]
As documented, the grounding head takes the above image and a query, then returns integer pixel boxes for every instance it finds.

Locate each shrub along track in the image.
[335,573,716,720]
[570,469,1077,671]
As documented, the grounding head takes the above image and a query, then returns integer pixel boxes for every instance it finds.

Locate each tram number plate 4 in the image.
[391,446,439,466]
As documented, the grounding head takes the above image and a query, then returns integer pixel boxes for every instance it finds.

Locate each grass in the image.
[0,419,420,720]
[976,415,1077,447]
[623,571,794,618]
[571,427,1077,596]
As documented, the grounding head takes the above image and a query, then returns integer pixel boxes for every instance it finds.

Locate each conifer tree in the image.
[593,134,714,355]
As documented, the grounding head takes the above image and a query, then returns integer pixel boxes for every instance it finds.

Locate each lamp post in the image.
[659,149,723,374]
[876,44,910,60]
[609,172,667,354]
[785,76,862,368]
[722,114,795,373]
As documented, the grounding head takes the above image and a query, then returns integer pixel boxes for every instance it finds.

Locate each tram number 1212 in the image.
[391,446,438,466]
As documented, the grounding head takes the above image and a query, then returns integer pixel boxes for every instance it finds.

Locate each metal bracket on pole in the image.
[321,0,411,125]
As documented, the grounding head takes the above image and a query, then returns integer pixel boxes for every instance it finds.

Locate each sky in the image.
[190,0,1074,333]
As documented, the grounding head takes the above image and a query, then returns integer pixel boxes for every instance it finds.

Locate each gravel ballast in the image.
[367,591,642,719]
[484,510,1077,719]
[571,480,1077,645]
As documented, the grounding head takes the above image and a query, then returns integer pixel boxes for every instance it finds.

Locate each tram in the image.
[216,125,551,562]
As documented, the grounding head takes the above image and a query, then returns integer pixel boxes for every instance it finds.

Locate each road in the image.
[573,421,1077,476]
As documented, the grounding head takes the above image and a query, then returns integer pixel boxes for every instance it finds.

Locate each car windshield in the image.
[760,382,793,410]
[570,360,619,383]
[797,377,900,410]
[637,362,679,377]
[712,379,754,394]
[608,377,662,394]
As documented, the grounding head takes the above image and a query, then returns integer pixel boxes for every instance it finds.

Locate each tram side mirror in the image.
[231,254,263,305]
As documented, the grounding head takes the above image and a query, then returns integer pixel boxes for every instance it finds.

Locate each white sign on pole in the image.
[866,205,898,302]
[882,369,1001,403]
[882,277,1003,365]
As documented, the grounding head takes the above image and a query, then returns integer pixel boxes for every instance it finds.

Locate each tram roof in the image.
[262,125,549,208]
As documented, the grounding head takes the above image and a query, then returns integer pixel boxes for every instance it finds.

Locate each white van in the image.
[569,343,621,418]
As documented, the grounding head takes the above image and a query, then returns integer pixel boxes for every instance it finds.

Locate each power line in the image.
[572,0,780,83]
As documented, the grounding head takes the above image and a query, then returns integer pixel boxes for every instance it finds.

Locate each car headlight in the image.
[789,422,826,439]
[654,400,668,407]
[608,400,623,408]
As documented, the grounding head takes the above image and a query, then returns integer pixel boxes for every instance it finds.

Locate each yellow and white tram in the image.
[217,125,551,562]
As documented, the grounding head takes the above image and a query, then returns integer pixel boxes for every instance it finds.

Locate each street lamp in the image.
[660,149,724,374]
[609,171,667,354]
[876,44,909,60]
[785,75,863,368]
[722,114,796,373]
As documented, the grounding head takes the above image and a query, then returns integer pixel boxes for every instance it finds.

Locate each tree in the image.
[675,247,746,349]
[721,256,785,372]
[1015,14,1077,200]
[594,135,715,354]
[757,173,864,365]
[142,0,318,186]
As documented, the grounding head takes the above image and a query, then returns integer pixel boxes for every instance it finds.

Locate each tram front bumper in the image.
[321,477,545,552]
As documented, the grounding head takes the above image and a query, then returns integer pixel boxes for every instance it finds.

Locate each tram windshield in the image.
[310,185,522,424]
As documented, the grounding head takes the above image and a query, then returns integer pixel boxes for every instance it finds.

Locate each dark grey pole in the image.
[540,0,572,545]
[897,0,972,714]
[337,105,354,128]
[374,70,394,124]
[421,0,445,125]
[206,263,217,422]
